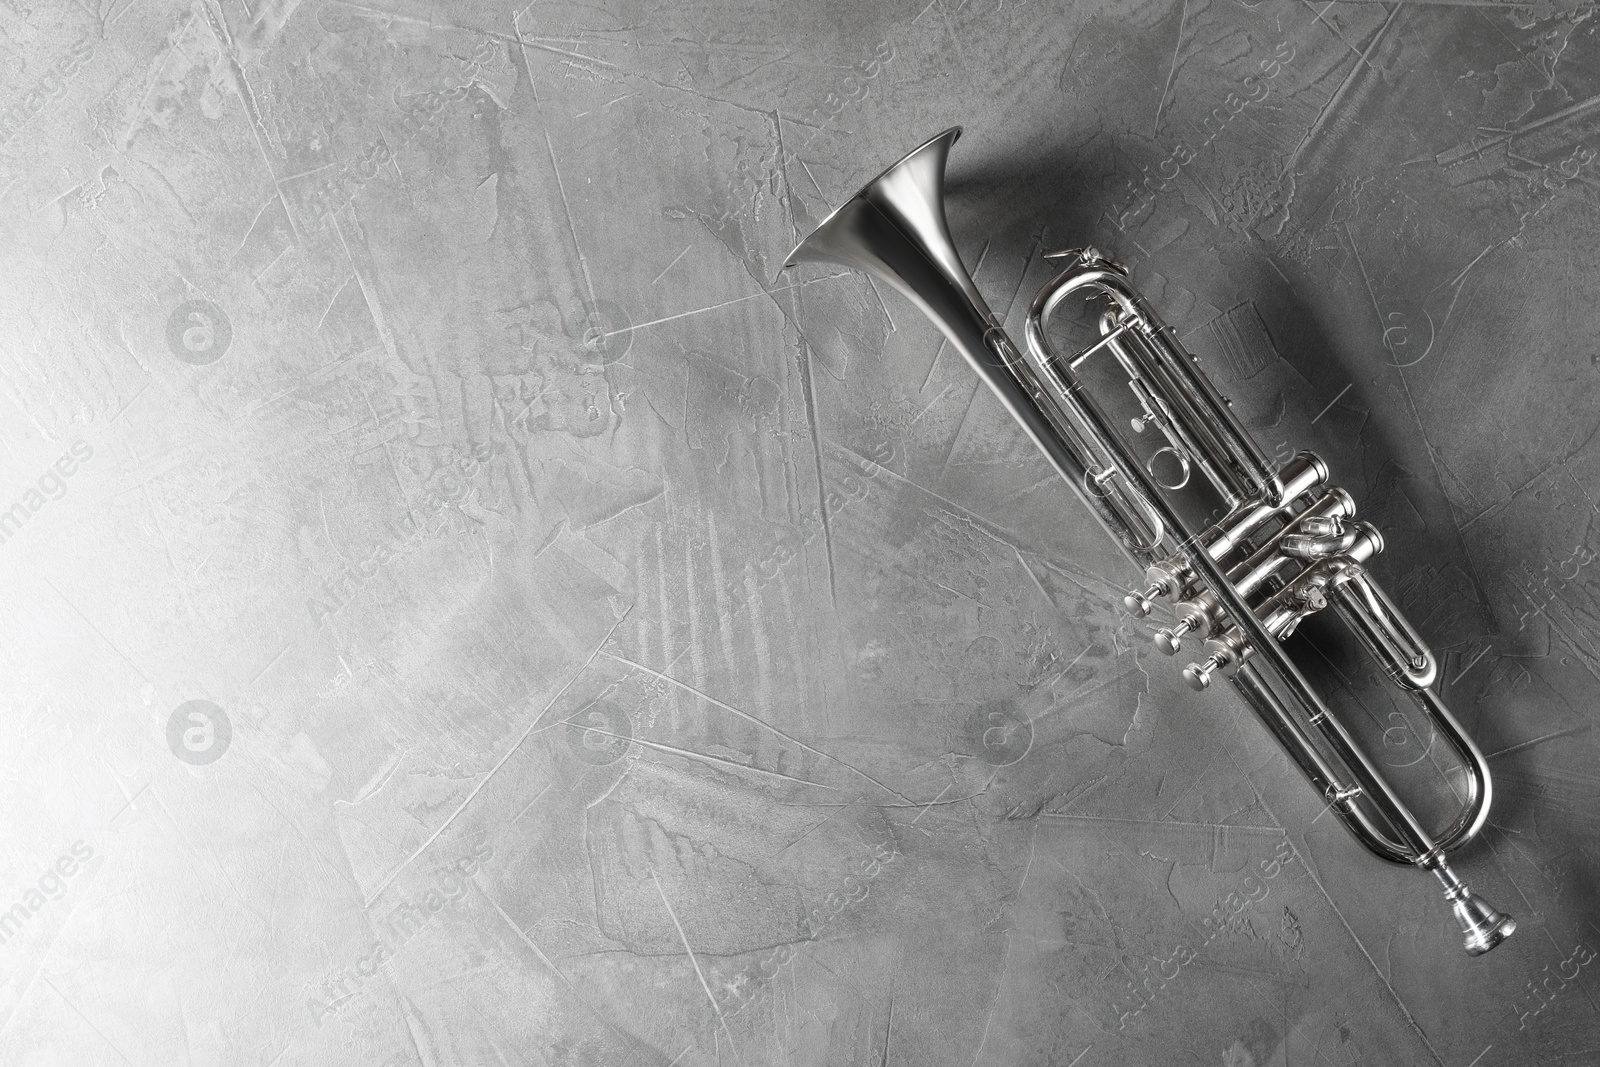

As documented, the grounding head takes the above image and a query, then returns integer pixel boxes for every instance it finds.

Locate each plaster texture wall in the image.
[0,1,1597,1065]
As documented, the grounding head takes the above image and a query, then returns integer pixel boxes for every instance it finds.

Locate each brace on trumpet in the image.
[782,127,1513,955]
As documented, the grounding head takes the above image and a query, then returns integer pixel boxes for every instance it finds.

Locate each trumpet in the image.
[783,127,1514,955]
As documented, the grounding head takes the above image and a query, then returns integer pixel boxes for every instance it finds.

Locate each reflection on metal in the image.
[784,126,1514,955]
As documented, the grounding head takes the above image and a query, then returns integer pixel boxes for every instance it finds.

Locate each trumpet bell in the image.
[784,128,967,277]
[783,127,999,351]
[782,127,1173,565]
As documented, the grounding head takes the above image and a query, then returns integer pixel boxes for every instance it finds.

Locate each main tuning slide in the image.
[783,126,1513,955]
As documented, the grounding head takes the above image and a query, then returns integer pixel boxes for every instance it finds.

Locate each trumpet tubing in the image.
[783,127,1514,955]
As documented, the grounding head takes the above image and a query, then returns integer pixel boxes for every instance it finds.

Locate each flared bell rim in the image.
[780,126,964,272]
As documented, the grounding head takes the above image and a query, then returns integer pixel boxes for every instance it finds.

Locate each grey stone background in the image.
[0,0,1597,1064]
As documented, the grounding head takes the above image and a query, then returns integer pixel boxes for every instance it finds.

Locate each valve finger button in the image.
[1154,615,1197,655]
[1183,653,1226,691]
[1124,581,1166,617]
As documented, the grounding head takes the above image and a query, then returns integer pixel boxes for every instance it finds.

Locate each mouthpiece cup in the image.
[1455,893,1517,956]
[1464,914,1516,956]
[1437,869,1516,956]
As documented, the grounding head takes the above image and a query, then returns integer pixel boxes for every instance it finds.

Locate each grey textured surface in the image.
[1,0,1598,1064]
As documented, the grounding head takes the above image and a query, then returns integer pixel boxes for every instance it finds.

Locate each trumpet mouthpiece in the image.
[1454,890,1517,956]
[1432,862,1516,955]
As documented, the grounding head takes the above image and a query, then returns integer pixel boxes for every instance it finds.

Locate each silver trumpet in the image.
[783,127,1514,955]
